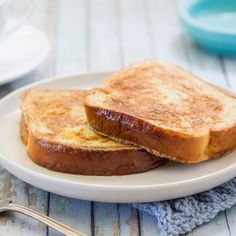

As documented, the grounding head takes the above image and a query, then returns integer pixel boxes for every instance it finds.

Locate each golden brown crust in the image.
[27,136,166,176]
[84,103,209,163]
[21,115,166,175]
[207,126,236,157]
[20,89,167,175]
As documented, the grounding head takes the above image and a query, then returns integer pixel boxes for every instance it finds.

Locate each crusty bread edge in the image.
[84,99,212,164]
[84,96,236,163]
[90,127,236,164]
[20,113,167,175]
[207,127,236,158]
[89,126,209,164]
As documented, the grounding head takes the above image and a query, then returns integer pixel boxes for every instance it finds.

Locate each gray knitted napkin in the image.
[132,177,236,236]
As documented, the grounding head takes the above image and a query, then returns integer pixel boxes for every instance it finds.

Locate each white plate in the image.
[0,72,235,203]
[0,24,49,85]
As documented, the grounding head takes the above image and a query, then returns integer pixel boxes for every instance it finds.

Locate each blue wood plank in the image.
[139,211,161,236]
[94,203,119,236]
[0,169,48,236]
[48,195,91,236]
[119,204,139,236]
[93,203,140,236]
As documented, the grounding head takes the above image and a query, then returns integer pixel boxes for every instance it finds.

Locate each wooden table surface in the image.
[0,0,236,235]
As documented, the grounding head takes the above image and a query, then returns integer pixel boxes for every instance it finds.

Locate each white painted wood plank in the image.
[48,195,91,236]
[184,36,228,88]
[41,0,58,77]
[30,0,46,30]
[55,0,88,75]
[89,0,121,72]
[145,0,189,69]
[118,0,154,65]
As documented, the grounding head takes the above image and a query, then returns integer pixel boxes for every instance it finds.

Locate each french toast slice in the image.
[84,61,236,163]
[20,88,166,175]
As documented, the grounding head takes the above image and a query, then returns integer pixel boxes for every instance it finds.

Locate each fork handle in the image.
[6,203,87,236]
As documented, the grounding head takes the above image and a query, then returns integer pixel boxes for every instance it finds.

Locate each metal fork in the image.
[0,199,87,236]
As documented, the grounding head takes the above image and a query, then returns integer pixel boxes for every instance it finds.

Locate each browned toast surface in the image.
[20,88,166,175]
[84,61,236,163]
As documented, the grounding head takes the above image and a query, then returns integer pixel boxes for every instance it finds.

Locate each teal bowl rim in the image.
[179,0,236,35]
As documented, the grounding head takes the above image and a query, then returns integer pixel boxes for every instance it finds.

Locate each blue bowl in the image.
[179,0,236,56]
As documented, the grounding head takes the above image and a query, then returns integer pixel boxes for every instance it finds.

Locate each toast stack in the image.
[20,61,236,175]
[20,88,166,175]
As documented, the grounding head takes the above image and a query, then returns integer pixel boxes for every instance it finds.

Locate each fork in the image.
[0,199,87,236]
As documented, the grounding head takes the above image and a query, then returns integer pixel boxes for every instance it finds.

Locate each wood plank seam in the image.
[137,210,142,236]
[224,211,232,236]
[91,202,95,236]
[46,193,51,236]
[117,204,121,236]
[219,56,231,87]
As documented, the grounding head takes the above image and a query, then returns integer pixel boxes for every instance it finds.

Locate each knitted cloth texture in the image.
[132,177,236,236]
